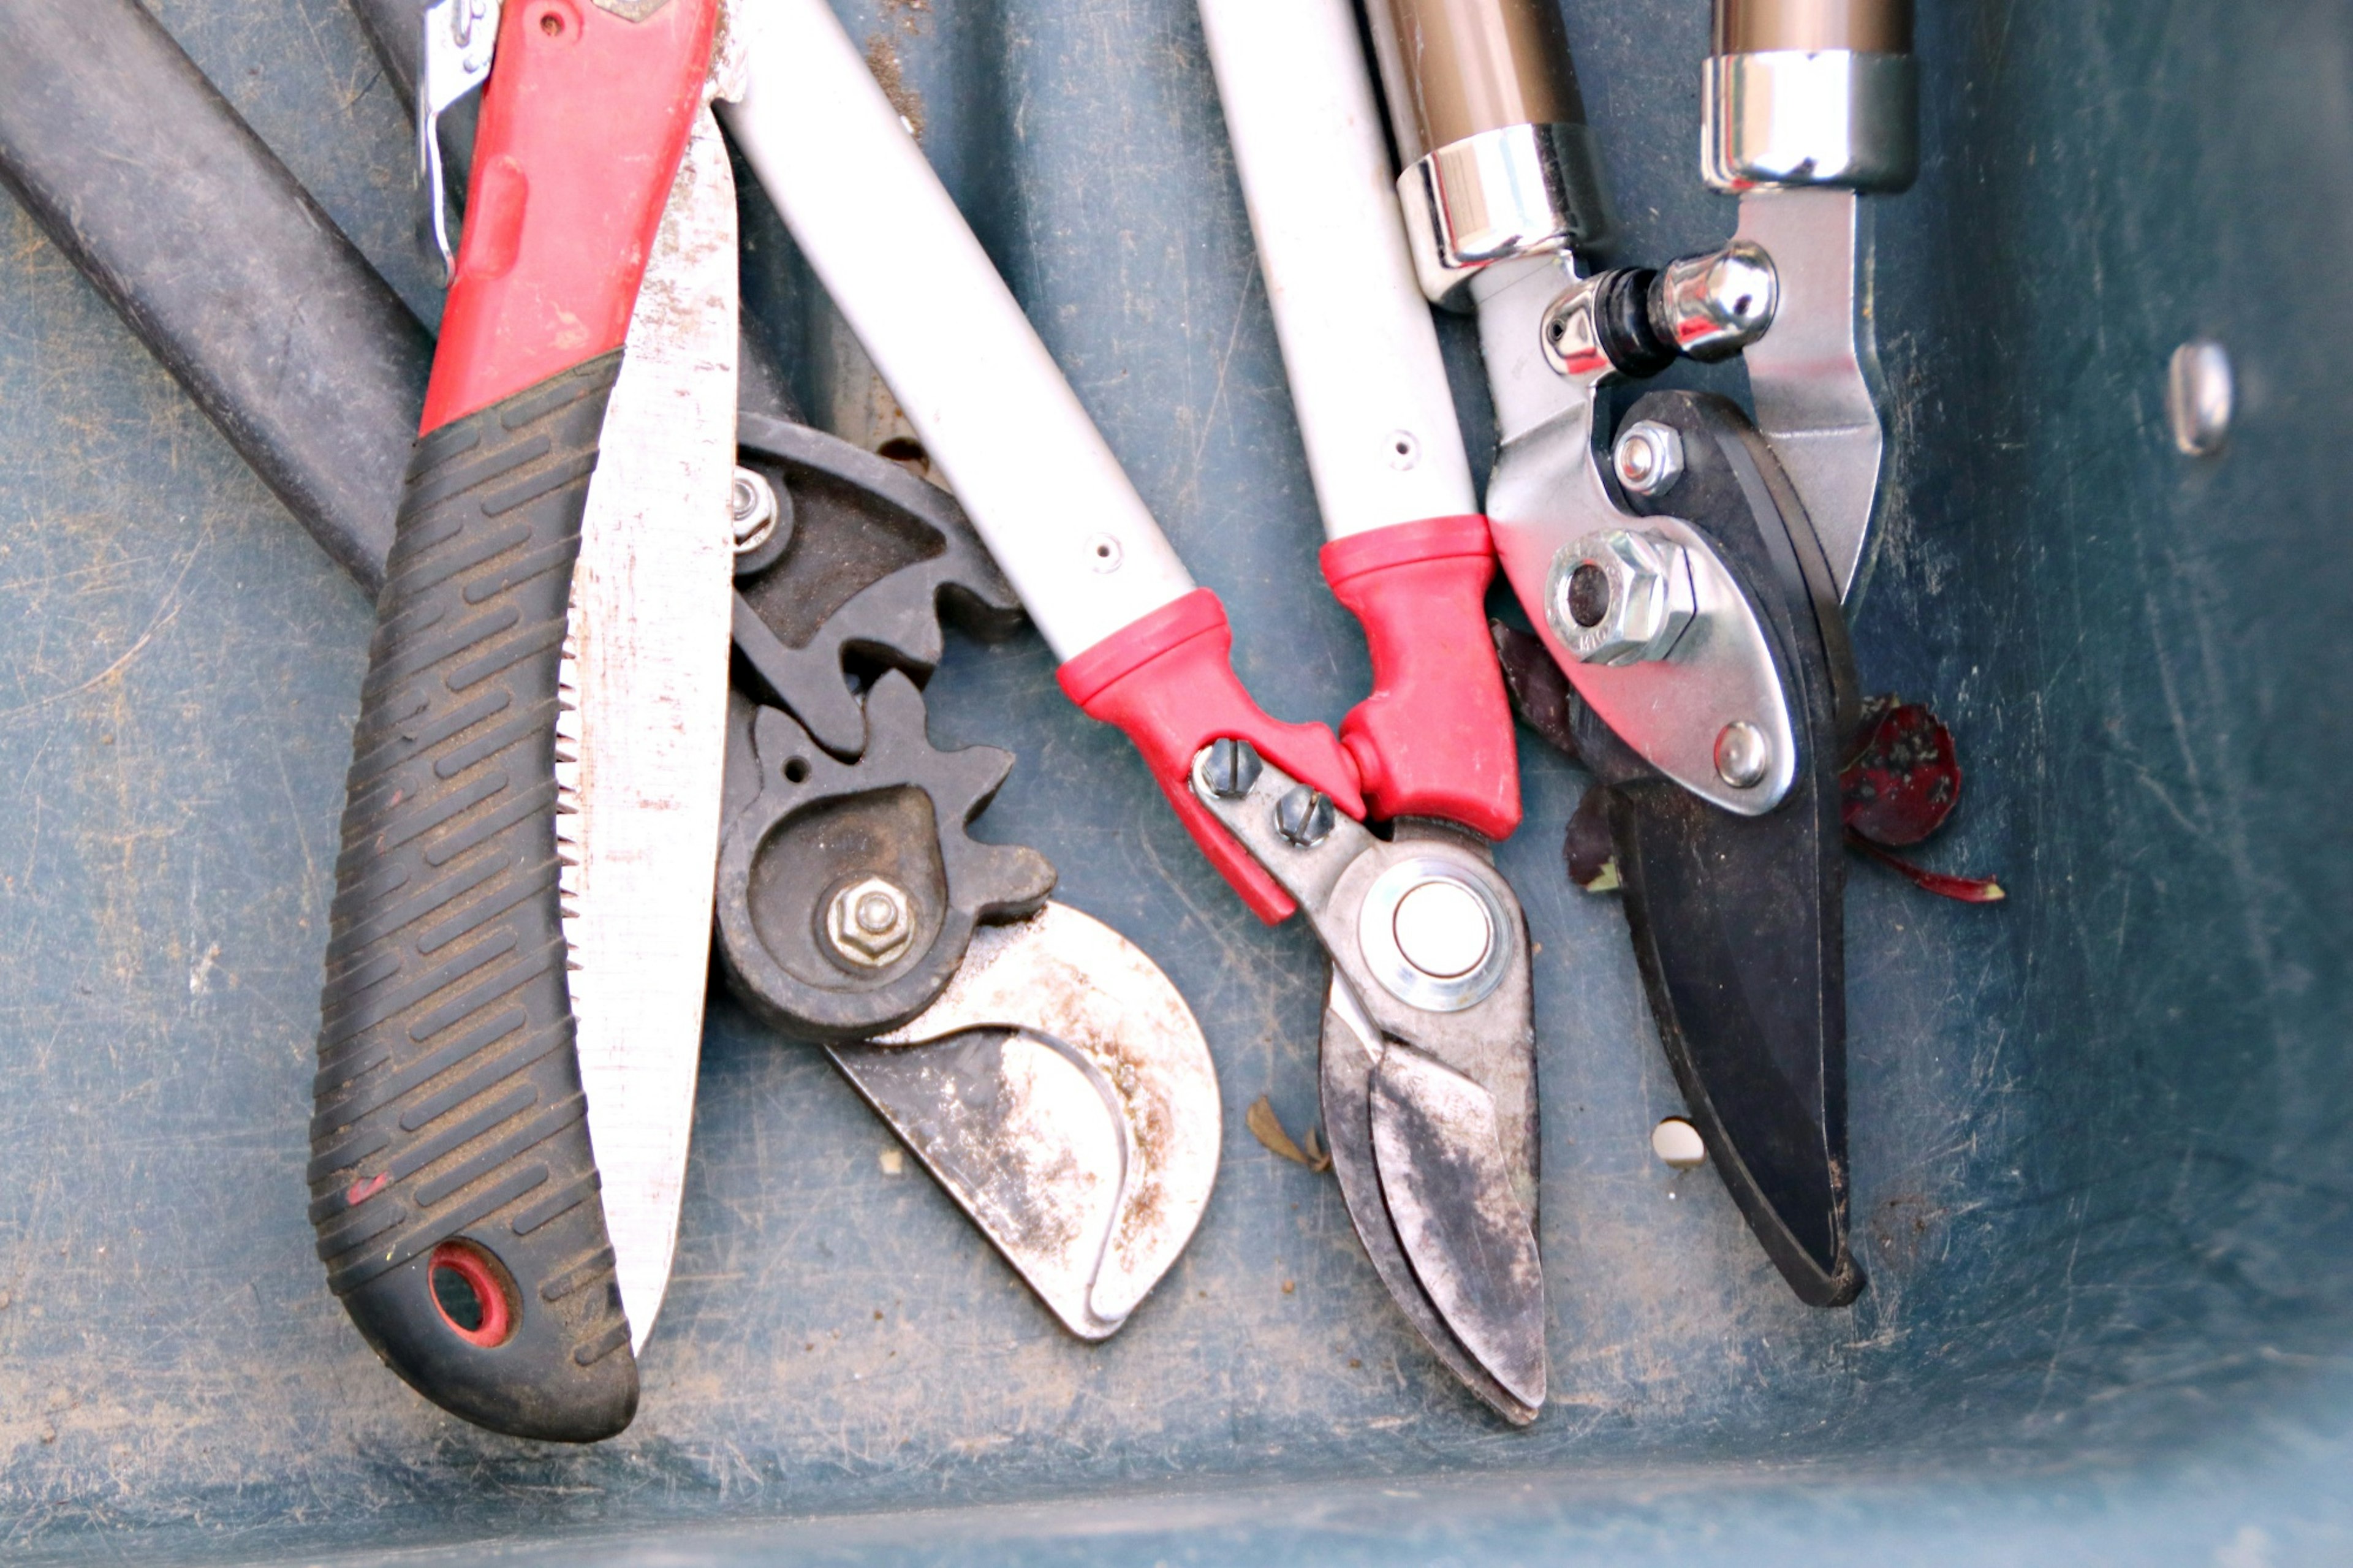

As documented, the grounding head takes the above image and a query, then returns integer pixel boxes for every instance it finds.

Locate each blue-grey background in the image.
[0,0,2347,1562]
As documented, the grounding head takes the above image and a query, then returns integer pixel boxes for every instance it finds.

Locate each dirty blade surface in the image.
[844,902,1222,1337]
[555,105,740,1354]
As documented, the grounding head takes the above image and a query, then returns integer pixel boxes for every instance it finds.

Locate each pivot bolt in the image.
[1612,420,1684,498]
[1547,529,1695,666]
[1713,720,1771,789]
[1392,877,1493,982]
[730,466,779,553]
[1274,786,1335,848]
[826,876,914,968]
[1201,738,1263,800]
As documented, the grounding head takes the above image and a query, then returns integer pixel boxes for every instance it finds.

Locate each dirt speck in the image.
[862,35,925,142]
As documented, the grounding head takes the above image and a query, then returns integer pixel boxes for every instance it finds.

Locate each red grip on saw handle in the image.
[1321,516,1521,840]
[422,0,718,432]
[1059,589,1365,924]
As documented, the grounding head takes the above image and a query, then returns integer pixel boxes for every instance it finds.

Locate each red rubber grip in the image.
[421,0,718,433]
[1321,516,1521,840]
[1059,589,1365,924]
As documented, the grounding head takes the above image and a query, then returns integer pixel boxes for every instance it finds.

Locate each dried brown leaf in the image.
[1248,1096,1332,1172]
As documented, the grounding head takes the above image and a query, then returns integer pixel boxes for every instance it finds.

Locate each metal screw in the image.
[825,876,914,967]
[1651,1117,1707,1170]
[1391,877,1492,981]
[730,466,779,553]
[2167,339,2233,456]
[1714,720,1770,789]
[1274,786,1335,848]
[1612,420,1684,498]
[1201,738,1263,800]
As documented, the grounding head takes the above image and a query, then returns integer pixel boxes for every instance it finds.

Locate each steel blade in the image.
[1321,978,1536,1424]
[1367,1042,1547,1412]
[556,104,740,1352]
[852,902,1222,1335]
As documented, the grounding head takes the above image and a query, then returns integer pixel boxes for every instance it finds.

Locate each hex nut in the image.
[1545,529,1696,666]
[1612,420,1685,498]
[825,875,915,968]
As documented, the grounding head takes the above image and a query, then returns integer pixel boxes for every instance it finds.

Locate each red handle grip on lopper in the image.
[1059,589,1366,923]
[1321,515,1521,841]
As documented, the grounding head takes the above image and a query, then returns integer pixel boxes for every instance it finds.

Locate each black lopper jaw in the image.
[1499,390,1865,1308]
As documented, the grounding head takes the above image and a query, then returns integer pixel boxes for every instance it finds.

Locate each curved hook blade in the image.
[836,903,1222,1337]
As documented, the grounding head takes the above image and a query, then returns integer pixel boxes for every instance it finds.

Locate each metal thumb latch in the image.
[419,0,501,281]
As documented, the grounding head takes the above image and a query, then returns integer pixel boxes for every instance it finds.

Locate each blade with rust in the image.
[843,903,1223,1339]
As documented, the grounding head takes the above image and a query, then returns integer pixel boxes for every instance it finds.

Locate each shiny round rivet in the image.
[1714,720,1770,789]
[1392,879,1493,981]
[2167,339,2233,456]
[1612,420,1684,498]
[855,892,898,935]
[1651,1118,1707,1170]
[1274,786,1336,849]
[730,466,779,553]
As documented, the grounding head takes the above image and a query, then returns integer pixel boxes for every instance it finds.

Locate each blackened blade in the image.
[1607,771,1861,1306]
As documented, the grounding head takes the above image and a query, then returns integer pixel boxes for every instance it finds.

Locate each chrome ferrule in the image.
[1398,121,1610,306]
[1702,50,1917,194]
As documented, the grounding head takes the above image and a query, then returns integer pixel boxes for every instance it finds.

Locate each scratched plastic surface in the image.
[1,0,2349,1562]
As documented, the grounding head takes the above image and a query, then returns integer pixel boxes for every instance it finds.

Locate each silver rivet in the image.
[1392,879,1492,981]
[1385,430,1422,471]
[826,876,914,967]
[1714,720,1770,789]
[1274,786,1335,848]
[1651,1118,1707,1170]
[1086,532,1124,573]
[2167,339,2233,456]
[1612,420,1685,498]
[730,466,779,553]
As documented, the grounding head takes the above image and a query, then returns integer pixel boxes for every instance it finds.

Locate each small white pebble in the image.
[877,1148,904,1176]
[1651,1117,1707,1170]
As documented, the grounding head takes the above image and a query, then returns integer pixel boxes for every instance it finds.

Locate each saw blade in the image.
[554,102,739,1353]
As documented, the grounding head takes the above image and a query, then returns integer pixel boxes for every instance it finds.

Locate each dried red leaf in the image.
[1847,830,2007,903]
[1564,786,1620,892]
[1841,696,1961,847]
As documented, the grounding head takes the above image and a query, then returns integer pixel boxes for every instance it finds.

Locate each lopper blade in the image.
[556,102,740,1354]
[840,903,1223,1338]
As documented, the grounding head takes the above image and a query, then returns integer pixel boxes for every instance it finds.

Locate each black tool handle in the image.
[306,357,637,1442]
[0,0,429,593]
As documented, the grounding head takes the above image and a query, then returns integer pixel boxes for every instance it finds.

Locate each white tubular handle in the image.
[1197,0,1476,541]
[721,0,1194,662]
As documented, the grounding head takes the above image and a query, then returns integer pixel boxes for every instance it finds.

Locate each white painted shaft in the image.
[721,0,1194,661]
[1197,0,1476,540]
